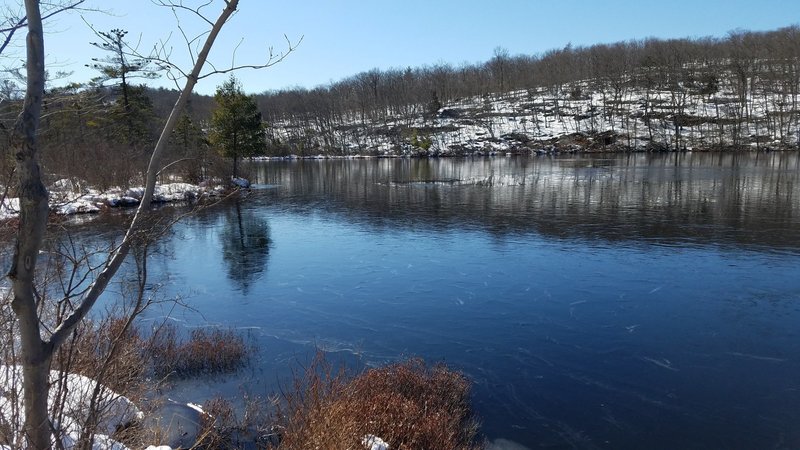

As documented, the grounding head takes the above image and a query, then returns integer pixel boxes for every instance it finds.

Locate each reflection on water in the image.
[220,200,271,294]
[86,153,800,449]
[249,152,800,251]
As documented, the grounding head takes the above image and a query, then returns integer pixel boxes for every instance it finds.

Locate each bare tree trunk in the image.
[8,1,242,447]
[8,1,52,447]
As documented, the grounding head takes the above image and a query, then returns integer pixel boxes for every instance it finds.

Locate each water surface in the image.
[107,153,799,449]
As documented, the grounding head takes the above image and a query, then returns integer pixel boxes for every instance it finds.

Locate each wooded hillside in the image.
[253,26,800,156]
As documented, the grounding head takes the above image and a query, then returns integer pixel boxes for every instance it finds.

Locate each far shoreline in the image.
[250,145,799,161]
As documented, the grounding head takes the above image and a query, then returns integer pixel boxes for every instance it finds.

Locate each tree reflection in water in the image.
[220,199,271,294]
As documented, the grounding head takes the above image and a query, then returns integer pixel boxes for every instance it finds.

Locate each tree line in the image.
[3,25,800,190]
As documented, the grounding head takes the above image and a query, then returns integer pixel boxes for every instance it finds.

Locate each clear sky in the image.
[17,0,800,95]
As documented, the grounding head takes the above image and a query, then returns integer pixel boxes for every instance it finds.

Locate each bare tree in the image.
[488,46,510,95]
[7,1,296,448]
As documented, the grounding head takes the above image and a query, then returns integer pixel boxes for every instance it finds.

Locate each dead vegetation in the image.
[270,354,484,450]
[149,323,253,378]
[2,301,483,449]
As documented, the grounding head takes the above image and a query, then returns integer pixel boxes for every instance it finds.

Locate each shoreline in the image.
[1,147,794,221]
[250,144,799,161]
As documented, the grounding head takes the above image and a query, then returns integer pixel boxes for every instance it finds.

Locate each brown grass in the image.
[271,354,484,450]
[51,318,252,384]
[149,323,252,378]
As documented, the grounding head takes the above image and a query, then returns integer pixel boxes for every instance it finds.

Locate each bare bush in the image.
[54,317,148,394]
[271,354,483,450]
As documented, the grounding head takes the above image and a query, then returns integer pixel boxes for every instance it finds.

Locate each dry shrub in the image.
[272,354,483,450]
[47,319,254,448]
[53,319,251,386]
[53,316,148,399]
[149,323,252,378]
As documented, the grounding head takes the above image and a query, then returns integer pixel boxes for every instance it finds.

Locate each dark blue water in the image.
[126,153,799,449]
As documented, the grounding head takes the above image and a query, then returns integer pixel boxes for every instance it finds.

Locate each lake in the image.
[91,153,800,449]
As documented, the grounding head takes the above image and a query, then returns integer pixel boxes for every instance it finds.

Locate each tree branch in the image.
[197,34,302,79]
[144,2,301,82]
[153,0,216,27]
[0,1,89,56]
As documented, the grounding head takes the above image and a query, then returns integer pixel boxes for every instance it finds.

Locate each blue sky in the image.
[24,0,800,95]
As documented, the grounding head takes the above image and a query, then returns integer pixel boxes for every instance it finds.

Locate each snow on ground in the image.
[0,366,224,450]
[0,365,142,450]
[0,181,231,222]
[363,435,390,450]
[267,72,800,156]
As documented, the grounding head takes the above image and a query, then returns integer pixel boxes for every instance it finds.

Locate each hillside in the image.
[255,26,800,156]
[264,79,795,157]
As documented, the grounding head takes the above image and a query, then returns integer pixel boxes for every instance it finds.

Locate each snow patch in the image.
[0,182,223,221]
[363,434,389,450]
[0,365,142,449]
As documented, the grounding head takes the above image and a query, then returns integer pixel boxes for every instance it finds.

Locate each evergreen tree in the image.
[170,113,209,182]
[88,29,159,153]
[209,75,265,178]
[110,84,157,147]
[87,29,159,111]
[424,90,442,120]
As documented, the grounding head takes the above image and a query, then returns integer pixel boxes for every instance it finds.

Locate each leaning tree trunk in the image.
[8,1,242,447]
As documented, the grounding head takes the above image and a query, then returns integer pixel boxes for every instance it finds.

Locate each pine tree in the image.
[170,113,209,182]
[88,29,159,151]
[87,29,159,111]
[209,75,265,178]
